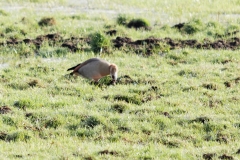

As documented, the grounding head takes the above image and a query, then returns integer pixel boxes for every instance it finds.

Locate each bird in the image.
[67,58,118,83]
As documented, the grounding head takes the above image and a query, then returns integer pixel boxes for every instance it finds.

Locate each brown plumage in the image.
[67,58,118,82]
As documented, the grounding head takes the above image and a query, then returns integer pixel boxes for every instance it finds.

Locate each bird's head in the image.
[109,64,118,82]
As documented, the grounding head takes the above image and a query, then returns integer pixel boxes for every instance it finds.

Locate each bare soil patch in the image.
[218,154,234,160]
[0,106,12,114]
[0,26,239,55]
[98,150,119,156]
[203,153,217,160]
[0,132,7,140]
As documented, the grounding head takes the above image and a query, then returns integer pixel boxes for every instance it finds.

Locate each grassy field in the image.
[0,0,240,159]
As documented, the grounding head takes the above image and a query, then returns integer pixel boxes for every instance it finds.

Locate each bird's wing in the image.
[72,58,100,72]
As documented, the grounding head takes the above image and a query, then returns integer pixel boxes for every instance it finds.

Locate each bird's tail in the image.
[67,63,82,71]
[67,67,76,71]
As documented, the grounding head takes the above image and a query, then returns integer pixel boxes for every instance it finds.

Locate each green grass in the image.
[1,49,240,159]
[0,0,240,159]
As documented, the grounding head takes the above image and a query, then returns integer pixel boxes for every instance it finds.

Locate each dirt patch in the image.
[82,157,94,160]
[0,33,89,52]
[61,37,90,52]
[202,83,218,90]
[191,116,210,124]
[118,126,131,132]
[106,29,117,36]
[172,23,185,30]
[236,149,240,154]
[209,99,223,108]
[218,154,234,160]
[112,36,240,55]
[162,111,171,118]
[216,133,228,143]
[203,153,217,160]
[0,132,7,140]
[28,79,40,87]
[14,155,23,158]
[0,106,12,114]
[0,26,239,55]
[225,77,240,88]
[25,112,33,118]
[117,75,137,85]
[98,150,118,156]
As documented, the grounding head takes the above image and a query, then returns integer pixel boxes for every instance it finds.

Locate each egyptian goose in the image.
[67,58,118,83]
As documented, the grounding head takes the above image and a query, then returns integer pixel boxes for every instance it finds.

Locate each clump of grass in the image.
[38,17,56,26]
[181,19,205,34]
[116,14,129,26]
[203,123,224,133]
[14,99,35,110]
[127,18,150,30]
[74,128,95,138]
[44,117,63,129]
[165,52,186,65]
[226,23,240,34]
[81,116,102,128]
[5,25,19,34]
[111,102,129,113]
[178,69,198,78]
[161,138,182,148]
[206,21,225,37]
[161,24,172,30]
[14,43,35,58]
[5,131,31,142]
[26,113,63,129]
[153,42,171,54]
[114,95,143,105]
[110,118,131,132]
[89,32,111,53]
[96,76,113,86]
[207,21,222,28]
[7,81,29,90]
[2,116,16,126]
[154,118,169,130]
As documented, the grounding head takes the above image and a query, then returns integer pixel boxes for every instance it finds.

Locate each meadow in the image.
[0,0,240,159]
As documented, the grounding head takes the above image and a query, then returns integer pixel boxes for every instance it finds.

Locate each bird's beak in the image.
[112,75,115,80]
[112,74,118,81]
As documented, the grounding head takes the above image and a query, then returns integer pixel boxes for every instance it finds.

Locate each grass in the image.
[0,0,240,159]
[1,49,240,159]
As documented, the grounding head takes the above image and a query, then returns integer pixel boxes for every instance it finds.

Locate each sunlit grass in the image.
[1,49,240,159]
